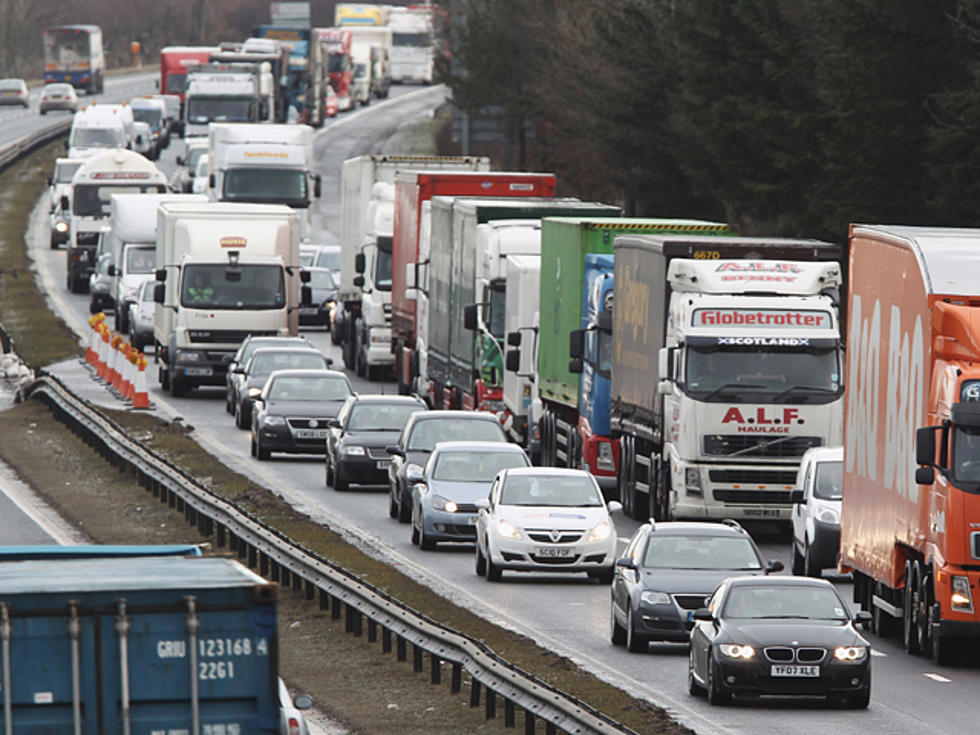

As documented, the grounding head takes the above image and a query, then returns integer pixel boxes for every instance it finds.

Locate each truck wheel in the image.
[170,376,185,398]
[931,628,956,666]
[916,565,934,655]
[791,543,805,576]
[567,431,581,469]
[355,347,367,378]
[653,456,672,522]
[903,560,921,654]
[618,437,633,517]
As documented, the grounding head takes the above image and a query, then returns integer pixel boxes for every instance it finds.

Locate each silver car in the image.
[128,280,156,352]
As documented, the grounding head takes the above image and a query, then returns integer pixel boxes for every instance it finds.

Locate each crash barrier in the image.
[0,117,72,172]
[85,313,151,410]
[24,374,640,735]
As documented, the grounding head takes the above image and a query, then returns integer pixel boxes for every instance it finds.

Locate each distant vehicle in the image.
[610,520,782,653]
[47,158,83,212]
[0,78,28,107]
[88,251,114,314]
[49,205,70,249]
[474,468,622,583]
[67,105,128,160]
[250,369,352,460]
[388,6,435,84]
[387,410,508,523]
[128,279,155,351]
[226,335,313,415]
[410,441,530,550]
[129,97,168,155]
[43,25,104,93]
[325,84,339,117]
[314,244,340,273]
[39,82,77,113]
[688,576,872,708]
[326,394,427,491]
[131,121,154,159]
[300,267,338,328]
[148,93,180,133]
[191,153,209,194]
[174,138,208,193]
[299,243,323,268]
[234,347,332,429]
[316,28,354,112]
[791,446,843,578]
[158,46,218,106]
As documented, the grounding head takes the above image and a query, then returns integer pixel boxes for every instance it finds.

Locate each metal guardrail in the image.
[0,118,71,171]
[25,374,638,735]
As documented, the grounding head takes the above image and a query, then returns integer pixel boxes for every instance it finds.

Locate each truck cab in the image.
[183,67,263,139]
[352,182,394,380]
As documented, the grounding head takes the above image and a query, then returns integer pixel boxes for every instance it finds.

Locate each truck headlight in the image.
[54,220,69,233]
[685,468,702,496]
[951,575,974,612]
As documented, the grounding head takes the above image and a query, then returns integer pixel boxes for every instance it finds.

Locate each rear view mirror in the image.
[155,268,167,282]
[313,174,322,198]
[354,252,365,274]
[505,349,520,373]
[916,426,937,466]
[153,282,165,304]
[569,358,583,374]
[61,195,69,211]
[300,285,312,307]
[596,310,612,333]
[569,329,584,359]
[507,331,521,347]
[463,304,477,331]
[790,488,804,504]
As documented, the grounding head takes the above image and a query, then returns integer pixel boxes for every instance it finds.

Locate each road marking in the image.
[924,672,951,683]
[870,648,887,657]
[313,85,447,140]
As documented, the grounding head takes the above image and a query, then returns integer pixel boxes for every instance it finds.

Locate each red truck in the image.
[314,28,354,112]
[159,46,218,111]
[390,171,557,395]
[842,224,980,665]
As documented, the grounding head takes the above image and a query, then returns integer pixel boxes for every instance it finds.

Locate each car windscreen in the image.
[723,585,849,620]
[407,419,504,451]
[642,535,762,571]
[248,352,327,377]
[267,375,350,401]
[70,127,126,148]
[433,451,527,482]
[347,403,422,431]
[315,249,340,270]
[499,475,603,507]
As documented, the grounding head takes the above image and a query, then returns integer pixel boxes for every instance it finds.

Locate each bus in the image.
[43,25,104,94]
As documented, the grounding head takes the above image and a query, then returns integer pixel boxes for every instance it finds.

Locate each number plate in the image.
[535,547,573,557]
[376,460,390,470]
[295,429,328,439]
[770,665,819,677]
[299,307,317,315]
[184,367,213,376]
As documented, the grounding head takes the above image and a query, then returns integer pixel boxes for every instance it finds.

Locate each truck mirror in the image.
[405,262,417,289]
[176,156,185,166]
[915,466,935,486]
[209,173,215,189]
[300,285,312,307]
[354,252,365,274]
[463,304,478,331]
[107,264,118,277]
[300,269,311,283]
[658,347,671,380]
[569,358,583,374]
[313,174,322,198]
[596,310,612,333]
[569,329,585,359]
[916,426,937,466]
[657,380,673,395]
[155,268,167,282]
[61,195,69,211]
[353,275,365,288]
[507,331,521,347]
[506,349,520,373]
[153,282,165,304]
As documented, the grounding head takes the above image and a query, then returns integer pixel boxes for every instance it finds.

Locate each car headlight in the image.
[496,518,523,540]
[685,467,702,496]
[833,646,867,661]
[951,575,974,612]
[54,221,69,233]
[640,591,671,606]
[247,387,262,399]
[262,415,285,427]
[431,495,458,513]
[405,463,424,477]
[342,445,365,456]
[815,506,840,524]
[122,286,138,302]
[719,644,755,660]
[587,519,613,542]
[176,351,204,362]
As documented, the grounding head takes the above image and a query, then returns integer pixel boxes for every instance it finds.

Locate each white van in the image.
[791,446,843,577]
[68,105,128,159]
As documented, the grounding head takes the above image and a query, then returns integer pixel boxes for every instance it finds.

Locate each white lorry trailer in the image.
[349,26,392,104]
[207,123,321,242]
[152,202,306,397]
[501,254,540,447]
[388,6,435,84]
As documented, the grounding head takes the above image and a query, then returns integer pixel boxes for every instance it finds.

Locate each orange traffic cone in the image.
[131,354,150,409]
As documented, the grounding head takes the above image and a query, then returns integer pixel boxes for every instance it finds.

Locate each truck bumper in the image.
[172,349,232,387]
[365,328,393,366]
[669,455,797,521]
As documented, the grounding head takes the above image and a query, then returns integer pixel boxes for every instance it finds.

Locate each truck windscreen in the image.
[186,97,254,124]
[222,168,307,207]
[73,184,166,217]
[166,73,187,94]
[70,128,125,148]
[181,264,285,310]
[374,237,393,292]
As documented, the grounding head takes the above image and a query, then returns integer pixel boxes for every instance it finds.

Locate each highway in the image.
[15,74,979,735]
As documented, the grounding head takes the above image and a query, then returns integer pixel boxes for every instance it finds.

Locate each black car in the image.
[234,347,331,429]
[225,335,312,415]
[387,410,507,523]
[326,394,427,491]
[250,369,353,460]
[610,520,783,652]
[688,576,872,708]
[299,267,338,328]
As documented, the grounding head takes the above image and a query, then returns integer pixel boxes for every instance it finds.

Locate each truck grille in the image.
[713,489,795,504]
[189,330,274,343]
[708,469,799,485]
[703,435,821,458]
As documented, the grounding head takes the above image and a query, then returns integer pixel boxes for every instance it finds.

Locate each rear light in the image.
[288,717,301,735]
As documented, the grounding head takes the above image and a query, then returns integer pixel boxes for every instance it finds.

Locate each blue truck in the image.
[0,549,282,734]
[253,26,326,127]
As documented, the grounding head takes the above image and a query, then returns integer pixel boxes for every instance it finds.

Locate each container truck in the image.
[843,225,980,666]
[0,552,281,734]
[609,234,843,522]
[388,6,435,84]
[315,28,354,112]
[153,201,307,397]
[65,149,168,294]
[424,197,620,411]
[349,26,393,104]
[527,219,731,480]
[392,170,555,394]
[207,123,321,241]
[335,155,489,380]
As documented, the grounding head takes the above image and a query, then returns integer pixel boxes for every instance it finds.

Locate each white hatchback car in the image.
[475,467,622,583]
[791,446,843,577]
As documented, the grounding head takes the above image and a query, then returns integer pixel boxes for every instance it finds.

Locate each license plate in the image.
[295,429,328,439]
[300,307,317,315]
[184,367,212,376]
[771,665,819,677]
[376,460,390,470]
[744,508,782,517]
[535,547,573,557]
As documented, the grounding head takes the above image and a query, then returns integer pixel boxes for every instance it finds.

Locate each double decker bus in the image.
[43,25,104,94]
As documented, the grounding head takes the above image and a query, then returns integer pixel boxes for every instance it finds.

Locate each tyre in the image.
[419,522,435,551]
[331,322,342,345]
[250,434,257,457]
[116,310,129,335]
[486,556,502,582]
[388,488,398,519]
[410,516,420,545]
[334,464,349,492]
[170,376,185,398]
[873,582,899,638]
[916,565,934,656]
[931,630,956,666]
[49,233,58,249]
[356,347,367,378]
[397,487,411,523]
[791,542,805,576]
[804,540,821,578]
[626,609,648,653]
[235,402,248,429]
[589,567,614,584]
[903,561,920,654]
[325,456,334,487]
[475,544,487,576]
[610,605,626,646]
[844,685,871,709]
[255,435,270,461]
[706,659,731,706]
[687,649,705,696]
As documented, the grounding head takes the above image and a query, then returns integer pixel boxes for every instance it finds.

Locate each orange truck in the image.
[841,224,980,665]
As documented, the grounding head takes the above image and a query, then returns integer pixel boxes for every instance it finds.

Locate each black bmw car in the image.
[325,394,427,491]
[250,369,353,460]
[688,576,872,708]
[610,520,783,652]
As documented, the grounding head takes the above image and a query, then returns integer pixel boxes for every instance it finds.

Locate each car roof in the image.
[802,446,842,462]
[726,575,834,590]
[411,410,497,422]
[502,467,591,478]
[247,347,324,362]
[350,394,425,405]
[640,520,751,537]
[267,368,347,380]
[432,441,526,454]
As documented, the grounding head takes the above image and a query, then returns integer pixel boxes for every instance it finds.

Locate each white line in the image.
[0,459,89,545]
[924,672,951,683]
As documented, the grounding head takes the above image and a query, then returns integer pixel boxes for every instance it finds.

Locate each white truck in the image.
[182,65,266,139]
[106,193,208,334]
[67,104,129,160]
[389,6,435,84]
[206,123,321,242]
[335,155,488,380]
[152,202,306,397]
[501,254,540,447]
[609,234,844,522]
[64,149,168,294]
[349,26,392,104]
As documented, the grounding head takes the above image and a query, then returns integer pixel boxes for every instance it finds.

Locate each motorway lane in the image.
[25,83,980,735]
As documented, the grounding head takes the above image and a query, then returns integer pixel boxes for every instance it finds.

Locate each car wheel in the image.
[589,567,614,584]
[844,685,871,709]
[334,464,349,492]
[609,604,626,646]
[410,516,420,545]
[250,434,257,457]
[687,648,705,696]
[626,608,648,653]
[397,486,412,523]
[706,658,731,706]
[255,435,270,461]
[419,520,436,551]
[791,541,804,575]
[325,457,334,487]
[388,488,398,519]
[804,539,820,578]
[475,543,487,576]
[235,402,248,429]
[485,555,502,582]
[49,233,58,249]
